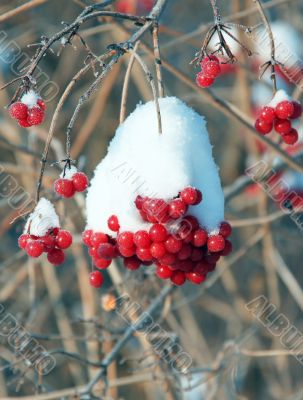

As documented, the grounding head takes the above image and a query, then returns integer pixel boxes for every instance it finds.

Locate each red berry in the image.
[190,248,204,262]
[275,101,294,119]
[89,271,103,288]
[203,60,221,79]
[9,102,28,120]
[124,257,141,270]
[220,239,233,256]
[180,187,199,205]
[196,72,214,88]
[149,224,167,242]
[136,247,153,261]
[177,260,194,272]
[170,270,186,286]
[89,246,98,258]
[192,229,207,247]
[54,178,75,198]
[143,198,169,222]
[18,118,31,128]
[194,260,211,275]
[207,234,225,252]
[37,99,46,111]
[282,128,298,145]
[178,244,192,260]
[181,215,199,231]
[117,231,134,249]
[255,118,272,135]
[134,230,151,248]
[119,245,136,258]
[135,195,144,210]
[56,230,72,249]
[150,242,166,259]
[97,243,116,260]
[186,271,206,284]
[259,106,275,123]
[219,221,232,238]
[156,264,173,279]
[27,106,44,125]
[193,190,202,205]
[18,234,30,249]
[290,101,302,119]
[205,252,220,263]
[201,55,219,67]
[41,234,56,251]
[274,118,291,134]
[139,209,148,221]
[94,258,111,269]
[165,235,182,253]
[107,215,120,232]
[159,253,176,265]
[169,199,187,219]
[90,232,108,247]
[72,172,89,192]
[47,248,65,265]
[82,229,93,246]
[25,240,44,258]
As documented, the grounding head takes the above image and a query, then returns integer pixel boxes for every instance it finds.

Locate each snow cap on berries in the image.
[24,198,60,237]
[268,89,291,108]
[21,90,40,108]
[86,97,224,234]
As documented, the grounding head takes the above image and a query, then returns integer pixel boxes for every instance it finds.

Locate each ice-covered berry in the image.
[27,106,44,125]
[9,102,28,120]
[196,72,214,88]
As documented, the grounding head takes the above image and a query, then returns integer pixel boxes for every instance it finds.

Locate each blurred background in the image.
[0,0,303,399]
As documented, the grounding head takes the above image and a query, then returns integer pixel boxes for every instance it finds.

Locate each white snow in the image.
[267,89,291,108]
[60,165,77,179]
[86,97,224,235]
[209,25,240,56]
[24,198,60,237]
[21,90,39,108]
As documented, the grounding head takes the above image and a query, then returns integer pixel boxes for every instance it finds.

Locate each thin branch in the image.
[152,23,164,97]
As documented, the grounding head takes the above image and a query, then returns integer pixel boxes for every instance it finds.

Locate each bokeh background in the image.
[1,0,303,399]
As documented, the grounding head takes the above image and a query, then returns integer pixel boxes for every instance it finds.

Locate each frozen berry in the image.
[169,199,187,219]
[259,106,275,123]
[124,257,141,270]
[149,224,167,242]
[196,72,214,88]
[47,248,65,265]
[156,264,173,279]
[170,270,186,286]
[143,198,169,222]
[89,271,103,288]
[150,242,166,259]
[94,258,111,269]
[9,102,28,120]
[82,230,93,246]
[207,234,225,252]
[25,240,44,258]
[97,243,116,260]
[180,187,198,205]
[204,60,221,78]
[134,230,151,248]
[107,215,120,232]
[192,229,207,247]
[282,128,298,145]
[18,234,30,249]
[72,172,89,192]
[201,55,219,67]
[18,118,31,128]
[54,178,75,198]
[290,101,302,119]
[56,230,72,249]
[165,235,182,253]
[275,101,294,119]
[186,271,206,284]
[136,247,153,261]
[117,231,134,249]
[219,221,232,238]
[37,99,46,111]
[274,118,291,134]
[255,118,272,135]
[90,232,108,247]
[135,195,144,210]
[27,106,44,125]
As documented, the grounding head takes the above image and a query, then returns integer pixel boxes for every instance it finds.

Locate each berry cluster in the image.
[83,187,232,288]
[9,91,45,128]
[54,167,89,198]
[196,55,221,88]
[255,99,302,145]
[18,228,72,265]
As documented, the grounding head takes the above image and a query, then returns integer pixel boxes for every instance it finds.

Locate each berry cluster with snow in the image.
[196,55,221,88]
[255,90,302,145]
[85,97,232,288]
[18,198,72,265]
[9,90,45,128]
[54,166,89,198]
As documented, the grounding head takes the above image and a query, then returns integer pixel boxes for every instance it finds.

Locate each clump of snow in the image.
[21,90,40,108]
[86,97,224,234]
[60,165,78,179]
[24,198,60,237]
[267,89,291,108]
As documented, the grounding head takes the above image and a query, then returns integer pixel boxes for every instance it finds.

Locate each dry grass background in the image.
[0,0,303,399]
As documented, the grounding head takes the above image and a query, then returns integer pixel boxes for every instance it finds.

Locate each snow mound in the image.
[268,89,290,108]
[21,90,40,108]
[86,97,224,234]
[24,198,60,237]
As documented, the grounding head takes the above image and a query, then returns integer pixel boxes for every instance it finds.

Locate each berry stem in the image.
[152,22,165,98]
